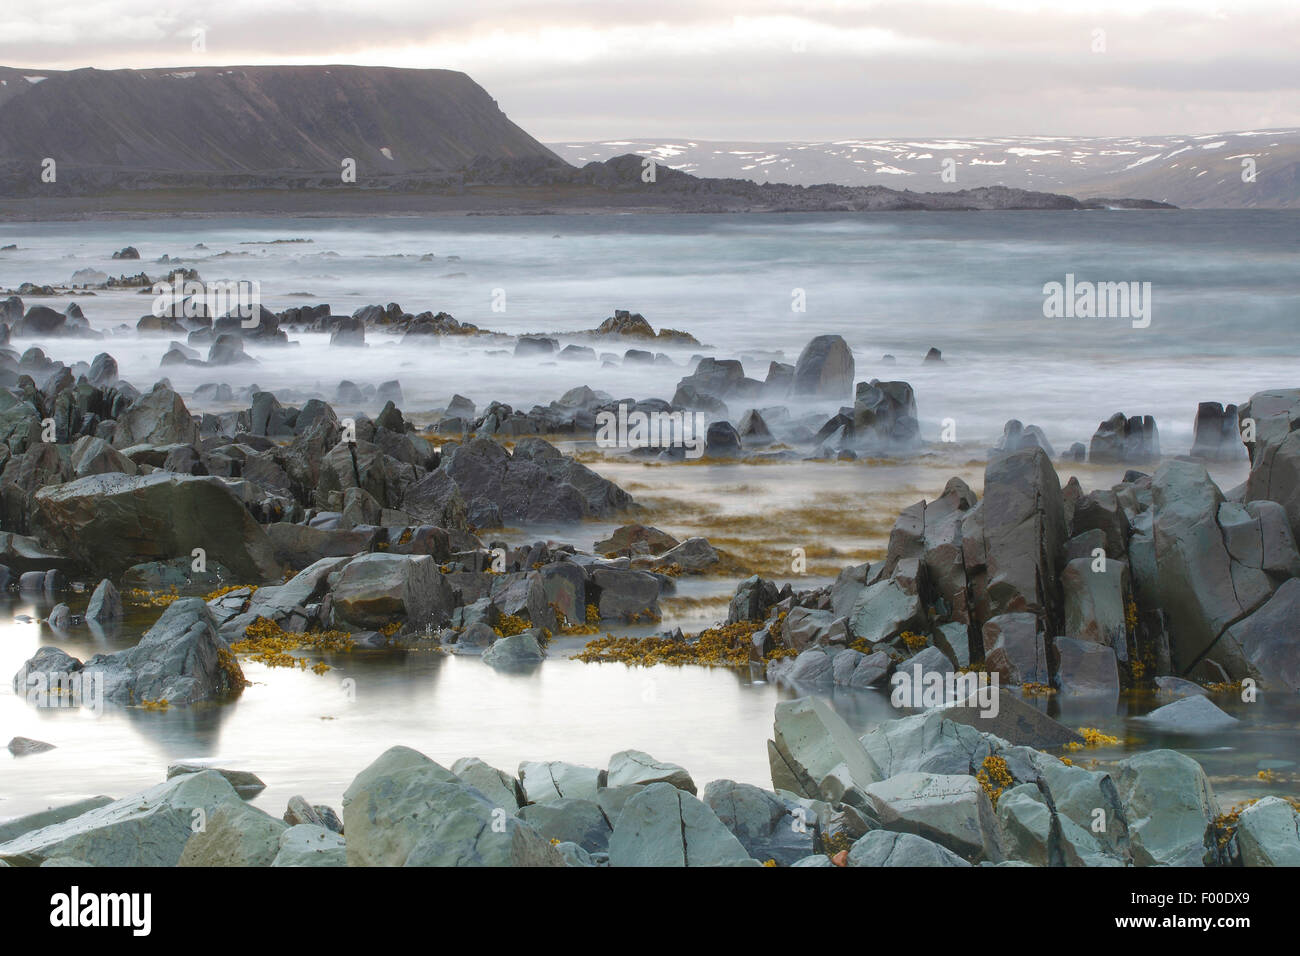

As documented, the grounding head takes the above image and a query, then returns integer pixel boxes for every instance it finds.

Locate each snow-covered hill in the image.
[549,130,1298,208]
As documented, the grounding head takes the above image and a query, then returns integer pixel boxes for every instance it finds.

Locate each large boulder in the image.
[792,335,855,399]
[1150,461,1277,673]
[32,472,282,581]
[863,772,1004,863]
[846,829,971,867]
[82,598,244,705]
[1215,578,1300,692]
[178,802,287,866]
[606,750,696,794]
[701,780,816,866]
[1234,797,1300,867]
[608,782,755,867]
[0,770,245,866]
[1113,749,1220,867]
[961,447,1067,636]
[341,746,563,867]
[328,553,454,630]
[111,383,199,448]
[768,696,881,804]
[1089,412,1160,464]
[1240,388,1300,540]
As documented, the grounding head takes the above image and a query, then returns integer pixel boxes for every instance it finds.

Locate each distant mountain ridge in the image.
[0,64,561,173]
[549,131,1299,209]
[0,64,1174,214]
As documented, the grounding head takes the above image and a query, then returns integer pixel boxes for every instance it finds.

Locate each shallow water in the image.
[0,210,1297,821]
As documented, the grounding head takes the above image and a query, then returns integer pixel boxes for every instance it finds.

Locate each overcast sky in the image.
[2,1,1296,141]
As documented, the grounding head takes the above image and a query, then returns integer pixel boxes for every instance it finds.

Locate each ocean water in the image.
[0,209,1295,822]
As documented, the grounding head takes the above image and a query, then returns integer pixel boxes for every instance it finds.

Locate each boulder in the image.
[792,335,854,399]
[608,782,755,867]
[606,750,696,794]
[341,745,562,867]
[846,829,970,867]
[271,824,348,867]
[863,772,1004,863]
[518,799,612,853]
[701,780,816,866]
[1113,749,1220,867]
[481,631,545,669]
[32,472,282,581]
[768,696,881,804]
[0,770,245,866]
[178,802,287,867]
[329,553,454,630]
[1234,797,1300,867]
[1136,695,1240,734]
[1054,636,1121,698]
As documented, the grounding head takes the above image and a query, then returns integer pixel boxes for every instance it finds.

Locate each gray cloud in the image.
[2,1,1296,139]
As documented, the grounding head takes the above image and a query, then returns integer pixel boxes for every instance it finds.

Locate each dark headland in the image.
[0,65,1174,219]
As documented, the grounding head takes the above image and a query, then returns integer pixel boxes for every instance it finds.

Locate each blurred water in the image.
[0,209,1296,821]
[0,210,1295,450]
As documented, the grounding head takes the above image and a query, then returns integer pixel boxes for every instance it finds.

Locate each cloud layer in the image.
[2,1,1296,139]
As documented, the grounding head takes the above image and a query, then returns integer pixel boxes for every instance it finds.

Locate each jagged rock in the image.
[518,761,601,805]
[450,757,520,811]
[1089,412,1160,464]
[85,578,122,625]
[329,552,454,630]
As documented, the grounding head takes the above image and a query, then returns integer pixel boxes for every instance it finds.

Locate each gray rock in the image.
[271,824,347,867]
[792,335,854,400]
[768,696,881,804]
[702,779,816,866]
[518,798,612,853]
[606,750,696,794]
[0,770,245,866]
[846,829,971,867]
[85,578,122,625]
[609,782,756,867]
[450,757,520,811]
[1234,797,1300,867]
[167,762,266,798]
[1114,749,1220,866]
[1136,695,1240,734]
[863,772,1004,862]
[518,760,601,805]
[1055,636,1121,698]
[481,630,545,669]
[329,552,454,630]
[178,801,287,866]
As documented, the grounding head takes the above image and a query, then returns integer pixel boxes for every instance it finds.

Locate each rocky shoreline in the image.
[0,286,1298,866]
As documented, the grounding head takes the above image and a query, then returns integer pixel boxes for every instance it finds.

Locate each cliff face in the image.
[0,64,563,173]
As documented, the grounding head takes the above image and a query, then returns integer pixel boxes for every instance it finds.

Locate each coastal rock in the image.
[481,630,545,669]
[792,334,854,399]
[1234,797,1300,867]
[85,578,122,625]
[328,552,454,630]
[1054,636,1120,698]
[608,782,755,867]
[1136,695,1240,734]
[846,829,970,867]
[863,772,1004,863]
[1089,412,1160,464]
[769,696,881,804]
[178,802,287,867]
[606,750,696,794]
[518,761,602,805]
[518,799,612,853]
[702,779,816,866]
[32,472,282,581]
[271,824,347,867]
[1114,749,1220,867]
[0,770,245,866]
